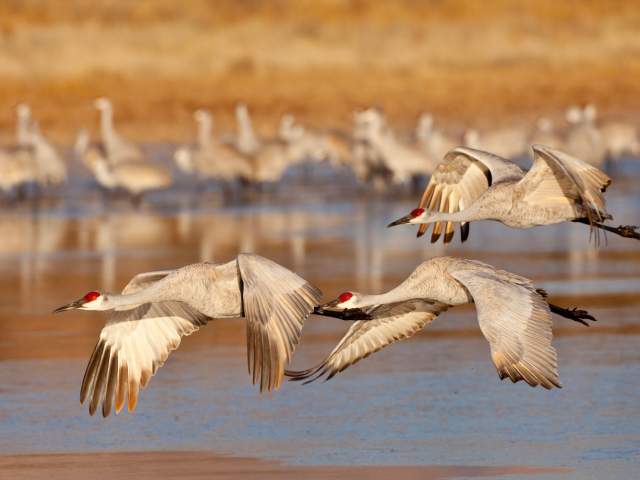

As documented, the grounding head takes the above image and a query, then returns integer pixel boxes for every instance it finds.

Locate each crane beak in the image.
[387,214,412,227]
[53,298,84,313]
[320,298,341,310]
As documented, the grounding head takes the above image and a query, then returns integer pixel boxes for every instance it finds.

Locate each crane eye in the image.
[410,208,425,218]
[83,291,100,302]
[338,292,353,303]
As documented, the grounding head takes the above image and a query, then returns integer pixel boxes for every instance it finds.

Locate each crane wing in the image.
[518,144,611,226]
[238,254,322,392]
[450,263,560,389]
[285,300,448,383]
[80,270,209,417]
[417,146,524,243]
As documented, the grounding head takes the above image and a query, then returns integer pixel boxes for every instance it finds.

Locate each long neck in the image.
[197,117,212,149]
[237,110,256,147]
[100,108,114,144]
[423,201,486,223]
[109,280,167,308]
[17,113,31,146]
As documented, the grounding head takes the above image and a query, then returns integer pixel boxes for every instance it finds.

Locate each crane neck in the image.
[197,117,212,150]
[108,280,168,309]
[16,113,31,147]
[99,108,115,145]
[424,201,485,224]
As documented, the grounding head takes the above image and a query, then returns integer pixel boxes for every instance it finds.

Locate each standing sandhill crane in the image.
[600,120,640,160]
[0,105,38,194]
[564,104,607,168]
[356,109,436,184]
[388,145,640,243]
[234,103,261,156]
[53,254,322,417]
[95,97,144,164]
[28,122,67,186]
[287,257,594,388]
[278,114,347,167]
[174,109,252,183]
[529,117,564,149]
[463,124,528,159]
[351,109,390,185]
[16,103,32,147]
[416,113,459,163]
[76,130,171,200]
[0,149,36,194]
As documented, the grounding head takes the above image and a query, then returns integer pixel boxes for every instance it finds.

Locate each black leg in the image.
[548,303,596,327]
[574,218,640,240]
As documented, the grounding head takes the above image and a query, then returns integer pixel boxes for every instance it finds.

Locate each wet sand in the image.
[0,452,569,480]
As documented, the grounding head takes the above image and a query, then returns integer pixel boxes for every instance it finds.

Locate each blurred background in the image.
[1,2,639,479]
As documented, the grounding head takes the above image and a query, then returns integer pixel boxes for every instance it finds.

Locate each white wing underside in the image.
[81,255,323,417]
[450,263,561,389]
[417,147,524,243]
[80,269,209,417]
[286,300,449,382]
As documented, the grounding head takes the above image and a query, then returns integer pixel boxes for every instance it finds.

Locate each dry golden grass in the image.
[0,0,638,142]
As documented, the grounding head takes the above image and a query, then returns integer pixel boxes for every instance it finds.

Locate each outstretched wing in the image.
[80,270,209,417]
[519,144,611,226]
[286,300,448,383]
[238,254,322,392]
[450,263,560,389]
[417,147,524,243]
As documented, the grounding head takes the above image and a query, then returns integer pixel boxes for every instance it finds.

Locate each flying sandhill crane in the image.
[53,254,323,417]
[174,109,252,183]
[234,103,261,156]
[94,97,144,164]
[388,145,640,243]
[287,257,594,388]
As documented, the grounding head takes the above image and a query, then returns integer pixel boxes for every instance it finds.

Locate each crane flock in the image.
[43,96,640,417]
[1,100,639,200]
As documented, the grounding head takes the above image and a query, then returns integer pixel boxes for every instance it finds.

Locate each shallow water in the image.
[0,163,639,479]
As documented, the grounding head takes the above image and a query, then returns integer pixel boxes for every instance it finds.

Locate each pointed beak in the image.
[320,298,342,310]
[53,298,84,313]
[387,214,412,228]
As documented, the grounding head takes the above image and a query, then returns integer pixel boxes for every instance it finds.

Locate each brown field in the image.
[0,0,639,142]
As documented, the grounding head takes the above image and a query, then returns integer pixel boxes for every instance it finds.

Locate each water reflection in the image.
[0,190,636,318]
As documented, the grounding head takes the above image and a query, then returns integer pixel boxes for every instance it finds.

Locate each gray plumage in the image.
[62,254,321,417]
[391,144,613,243]
[287,257,563,389]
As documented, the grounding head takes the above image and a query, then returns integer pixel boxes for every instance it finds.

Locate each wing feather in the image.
[286,300,448,383]
[450,262,561,389]
[520,145,611,226]
[417,147,524,242]
[80,278,209,417]
[238,254,322,392]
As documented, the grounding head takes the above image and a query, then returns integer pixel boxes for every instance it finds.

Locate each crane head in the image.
[387,207,427,227]
[53,291,111,312]
[321,291,362,310]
